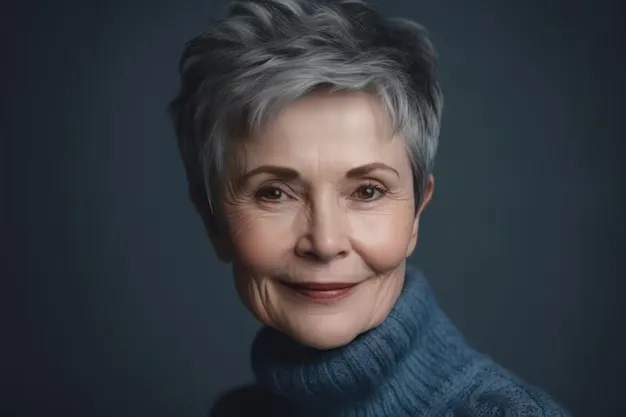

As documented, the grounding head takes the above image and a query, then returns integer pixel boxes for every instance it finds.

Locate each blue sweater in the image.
[211,267,570,416]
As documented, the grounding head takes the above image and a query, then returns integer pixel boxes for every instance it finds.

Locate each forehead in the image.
[269,91,391,139]
[237,91,410,173]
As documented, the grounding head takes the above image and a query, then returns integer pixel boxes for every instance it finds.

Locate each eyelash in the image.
[355,182,389,200]
[254,181,389,203]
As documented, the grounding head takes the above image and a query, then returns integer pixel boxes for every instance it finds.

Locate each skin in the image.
[193,91,434,350]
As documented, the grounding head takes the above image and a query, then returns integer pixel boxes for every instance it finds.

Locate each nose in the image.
[295,198,351,262]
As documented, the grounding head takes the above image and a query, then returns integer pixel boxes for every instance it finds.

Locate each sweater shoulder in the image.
[209,384,289,417]
[444,359,571,417]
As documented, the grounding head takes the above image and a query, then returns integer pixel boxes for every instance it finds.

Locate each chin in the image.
[285,316,367,350]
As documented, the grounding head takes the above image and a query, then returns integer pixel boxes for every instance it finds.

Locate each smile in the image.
[278,281,359,303]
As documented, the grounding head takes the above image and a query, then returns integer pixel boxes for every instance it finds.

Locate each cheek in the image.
[226,209,295,270]
[349,208,415,270]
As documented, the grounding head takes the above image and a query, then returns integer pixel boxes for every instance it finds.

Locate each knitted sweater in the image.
[211,266,570,416]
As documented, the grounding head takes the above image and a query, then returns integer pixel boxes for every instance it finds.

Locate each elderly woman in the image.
[168,0,570,416]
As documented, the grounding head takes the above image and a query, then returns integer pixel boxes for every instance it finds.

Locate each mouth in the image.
[278,280,359,302]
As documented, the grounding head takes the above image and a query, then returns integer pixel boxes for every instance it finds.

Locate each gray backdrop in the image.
[3,0,624,416]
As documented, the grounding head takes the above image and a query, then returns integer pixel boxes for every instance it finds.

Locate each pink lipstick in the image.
[280,281,358,302]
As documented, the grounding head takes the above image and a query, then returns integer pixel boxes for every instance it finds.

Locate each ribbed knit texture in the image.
[211,266,571,417]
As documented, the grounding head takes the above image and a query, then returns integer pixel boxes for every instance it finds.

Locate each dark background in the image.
[2,0,624,416]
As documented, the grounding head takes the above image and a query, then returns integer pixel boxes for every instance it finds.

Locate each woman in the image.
[168,0,571,415]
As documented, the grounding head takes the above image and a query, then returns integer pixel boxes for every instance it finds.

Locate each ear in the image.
[189,188,233,263]
[406,174,435,257]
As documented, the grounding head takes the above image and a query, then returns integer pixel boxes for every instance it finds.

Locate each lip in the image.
[279,281,359,303]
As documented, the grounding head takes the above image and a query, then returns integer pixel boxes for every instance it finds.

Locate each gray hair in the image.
[169,0,443,216]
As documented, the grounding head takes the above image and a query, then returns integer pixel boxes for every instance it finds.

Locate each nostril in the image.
[295,230,350,261]
[301,249,348,262]
[302,251,324,262]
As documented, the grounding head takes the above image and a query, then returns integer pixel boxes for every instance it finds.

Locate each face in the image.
[202,91,433,350]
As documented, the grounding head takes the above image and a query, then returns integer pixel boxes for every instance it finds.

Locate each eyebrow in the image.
[238,162,400,185]
[346,162,400,179]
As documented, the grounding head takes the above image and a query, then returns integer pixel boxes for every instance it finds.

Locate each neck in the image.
[250,266,479,415]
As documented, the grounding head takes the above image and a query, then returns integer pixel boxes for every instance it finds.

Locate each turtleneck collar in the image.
[249,265,480,416]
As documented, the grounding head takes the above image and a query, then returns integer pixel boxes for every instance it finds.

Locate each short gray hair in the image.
[169,0,443,213]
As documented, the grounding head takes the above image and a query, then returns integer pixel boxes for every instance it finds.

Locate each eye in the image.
[352,183,388,201]
[255,186,288,202]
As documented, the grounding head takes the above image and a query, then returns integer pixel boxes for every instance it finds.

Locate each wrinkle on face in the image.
[209,91,433,349]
